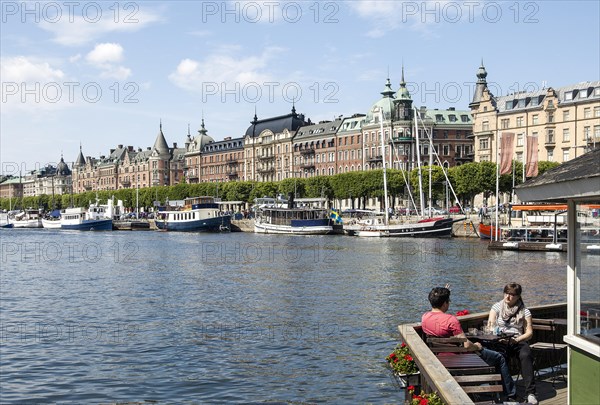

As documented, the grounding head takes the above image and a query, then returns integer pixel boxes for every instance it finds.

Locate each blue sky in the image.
[2,0,599,175]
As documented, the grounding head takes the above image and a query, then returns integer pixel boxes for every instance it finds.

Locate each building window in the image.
[564,91,573,101]
[516,116,524,127]
[517,134,524,147]
[547,112,554,123]
[517,99,526,108]
[516,152,523,162]
[563,110,570,121]
[562,149,570,162]
[579,89,588,99]
[501,119,509,129]
[594,106,600,117]
[532,114,538,125]
[563,128,570,142]
[546,129,555,144]
[547,149,553,161]
[482,121,489,131]
[583,126,590,139]
[594,125,600,141]
[584,107,591,118]
[479,138,489,150]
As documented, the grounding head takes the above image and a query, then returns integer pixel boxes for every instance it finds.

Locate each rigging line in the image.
[414,111,465,213]
[389,137,417,212]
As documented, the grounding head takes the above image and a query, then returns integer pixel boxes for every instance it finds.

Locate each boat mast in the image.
[378,107,390,225]
[414,108,425,217]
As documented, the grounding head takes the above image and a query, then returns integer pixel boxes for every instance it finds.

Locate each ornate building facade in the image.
[470,63,600,164]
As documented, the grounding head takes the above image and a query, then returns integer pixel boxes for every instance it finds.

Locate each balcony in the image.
[226,158,238,166]
[391,136,414,143]
[301,162,315,169]
[258,167,275,174]
[258,155,275,161]
[226,171,239,179]
[300,148,316,156]
[121,179,131,187]
[367,155,383,163]
[545,135,556,145]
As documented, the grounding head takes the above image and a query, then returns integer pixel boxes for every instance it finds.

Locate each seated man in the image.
[422,286,516,401]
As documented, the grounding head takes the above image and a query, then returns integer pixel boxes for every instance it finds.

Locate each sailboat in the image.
[344,108,456,238]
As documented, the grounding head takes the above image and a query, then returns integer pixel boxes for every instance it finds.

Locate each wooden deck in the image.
[398,303,570,405]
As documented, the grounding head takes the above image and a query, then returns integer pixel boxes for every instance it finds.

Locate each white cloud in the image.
[39,8,162,47]
[85,43,132,80]
[86,43,124,65]
[169,46,285,91]
[0,56,70,113]
[1,56,65,83]
[348,0,449,37]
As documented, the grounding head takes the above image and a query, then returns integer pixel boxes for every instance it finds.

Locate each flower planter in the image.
[392,370,420,388]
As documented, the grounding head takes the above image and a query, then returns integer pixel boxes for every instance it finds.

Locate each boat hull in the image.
[42,219,62,229]
[155,215,231,232]
[478,222,500,239]
[254,218,333,235]
[61,219,113,231]
[11,219,42,228]
[345,218,454,238]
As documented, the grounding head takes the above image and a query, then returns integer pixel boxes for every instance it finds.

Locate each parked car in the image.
[449,206,461,214]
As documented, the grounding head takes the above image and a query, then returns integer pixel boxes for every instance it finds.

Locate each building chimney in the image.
[173,142,177,148]
[118,144,123,149]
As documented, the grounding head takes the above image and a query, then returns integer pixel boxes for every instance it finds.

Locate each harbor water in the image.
[0,230,575,403]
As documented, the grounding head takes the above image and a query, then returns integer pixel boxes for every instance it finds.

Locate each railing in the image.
[397,303,567,405]
[300,148,316,155]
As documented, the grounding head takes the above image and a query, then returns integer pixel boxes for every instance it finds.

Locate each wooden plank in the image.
[462,385,503,393]
[454,374,501,383]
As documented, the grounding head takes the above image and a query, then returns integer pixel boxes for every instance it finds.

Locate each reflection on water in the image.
[0,230,569,403]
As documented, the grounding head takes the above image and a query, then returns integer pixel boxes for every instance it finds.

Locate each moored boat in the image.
[154,196,231,232]
[60,200,114,231]
[10,209,43,228]
[253,197,334,235]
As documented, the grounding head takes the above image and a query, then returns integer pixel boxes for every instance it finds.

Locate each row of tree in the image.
[1,161,559,212]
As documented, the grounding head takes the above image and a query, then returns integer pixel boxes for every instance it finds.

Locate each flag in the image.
[330,209,342,224]
[499,132,515,175]
[525,135,539,177]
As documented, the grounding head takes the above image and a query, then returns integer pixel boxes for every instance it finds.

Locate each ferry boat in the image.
[154,196,231,232]
[253,197,334,235]
[10,209,43,228]
[60,200,114,231]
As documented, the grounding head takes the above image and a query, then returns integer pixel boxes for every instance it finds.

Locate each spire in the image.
[291,99,297,116]
[252,106,258,124]
[198,118,208,136]
[380,77,395,98]
[396,64,411,101]
[470,60,490,108]
[75,143,86,167]
[153,120,169,155]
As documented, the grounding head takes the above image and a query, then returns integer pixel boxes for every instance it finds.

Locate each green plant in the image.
[386,342,418,375]
[407,386,444,405]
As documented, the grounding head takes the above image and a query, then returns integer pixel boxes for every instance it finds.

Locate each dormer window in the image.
[505,101,513,110]
[436,114,443,122]
[579,89,588,99]
[461,115,469,122]
[449,115,457,122]
[517,99,526,108]
[565,91,573,101]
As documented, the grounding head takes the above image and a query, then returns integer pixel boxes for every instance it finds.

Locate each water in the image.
[0,230,570,404]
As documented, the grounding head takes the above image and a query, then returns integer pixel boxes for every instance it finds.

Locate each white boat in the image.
[253,197,334,235]
[10,209,43,228]
[42,217,62,229]
[154,196,231,232]
[60,200,115,231]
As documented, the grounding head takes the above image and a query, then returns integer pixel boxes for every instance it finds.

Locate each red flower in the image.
[389,352,397,359]
[404,355,413,361]
[407,385,415,392]
[580,310,588,316]
[401,342,407,348]
[420,399,429,405]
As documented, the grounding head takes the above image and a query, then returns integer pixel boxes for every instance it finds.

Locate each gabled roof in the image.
[294,118,343,142]
[515,148,600,202]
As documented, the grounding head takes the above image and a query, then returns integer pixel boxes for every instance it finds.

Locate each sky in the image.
[1,0,599,176]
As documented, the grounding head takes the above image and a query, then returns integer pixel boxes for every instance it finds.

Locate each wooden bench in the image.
[427,337,503,399]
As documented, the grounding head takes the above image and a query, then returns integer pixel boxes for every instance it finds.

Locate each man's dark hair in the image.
[428,287,451,309]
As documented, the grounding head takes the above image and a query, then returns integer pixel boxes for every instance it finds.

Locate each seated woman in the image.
[487,282,537,405]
